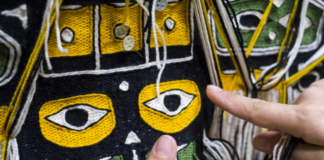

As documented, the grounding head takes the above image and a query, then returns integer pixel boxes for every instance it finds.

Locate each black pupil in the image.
[164,95,181,112]
[240,15,260,28]
[65,108,88,127]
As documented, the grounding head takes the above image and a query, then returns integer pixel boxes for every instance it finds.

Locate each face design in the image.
[10,1,215,159]
[214,0,324,56]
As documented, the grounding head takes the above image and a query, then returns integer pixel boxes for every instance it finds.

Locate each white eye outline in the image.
[279,13,312,29]
[234,11,264,30]
[143,90,196,117]
[45,104,109,131]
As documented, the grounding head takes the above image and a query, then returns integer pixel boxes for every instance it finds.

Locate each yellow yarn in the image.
[48,6,93,58]
[2,1,63,159]
[39,94,116,148]
[150,0,190,47]
[138,80,201,133]
[123,0,130,29]
[100,4,143,54]
[276,0,299,62]
[245,0,274,57]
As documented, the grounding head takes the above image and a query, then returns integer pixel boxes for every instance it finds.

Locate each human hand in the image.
[206,79,324,159]
[147,135,178,160]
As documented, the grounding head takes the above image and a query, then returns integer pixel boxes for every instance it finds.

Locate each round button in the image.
[115,24,130,39]
[123,36,135,51]
[155,0,168,11]
[164,17,175,31]
[61,27,74,43]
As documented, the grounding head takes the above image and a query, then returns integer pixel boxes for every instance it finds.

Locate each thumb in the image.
[147,135,178,160]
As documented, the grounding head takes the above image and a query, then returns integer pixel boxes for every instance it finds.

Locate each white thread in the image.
[273,0,286,8]
[194,0,219,85]
[47,104,108,131]
[0,31,21,87]
[235,11,264,31]
[119,81,129,91]
[145,90,194,116]
[211,9,324,57]
[143,1,150,64]
[152,0,161,69]
[132,150,139,160]
[273,133,285,160]
[40,55,193,78]
[135,0,150,15]
[44,0,54,70]
[277,135,291,160]
[125,131,141,144]
[279,14,312,29]
[55,0,68,54]
[203,129,232,159]
[1,4,28,29]
[94,5,101,70]
[60,5,83,10]
[6,139,19,160]
[99,157,111,160]
[214,0,253,91]
[298,43,324,71]
[11,68,40,138]
[261,0,310,89]
[190,0,195,58]
[155,25,167,103]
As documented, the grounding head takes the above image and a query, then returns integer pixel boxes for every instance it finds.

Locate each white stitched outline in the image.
[1,4,28,29]
[119,81,129,91]
[40,55,193,78]
[5,138,19,160]
[46,104,108,131]
[132,150,139,160]
[125,131,141,145]
[60,5,83,10]
[143,1,150,64]
[210,2,324,57]
[144,90,195,116]
[94,5,101,70]
[11,68,40,138]
[0,30,21,87]
[41,0,195,78]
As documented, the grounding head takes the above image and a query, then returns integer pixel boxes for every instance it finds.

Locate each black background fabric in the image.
[16,37,213,159]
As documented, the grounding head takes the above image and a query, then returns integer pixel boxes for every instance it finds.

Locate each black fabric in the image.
[16,44,211,159]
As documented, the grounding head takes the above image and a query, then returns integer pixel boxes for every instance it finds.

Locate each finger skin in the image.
[253,131,324,160]
[147,135,178,160]
[253,131,282,154]
[206,85,302,138]
[290,142,324,160]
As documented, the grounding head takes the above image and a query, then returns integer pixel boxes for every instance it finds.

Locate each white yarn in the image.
[55,0,68,54]
[135,0,150,15]
[44,0,54,70]
[259,0,309,89]
[151,0,161,69]
[155,25,167,104]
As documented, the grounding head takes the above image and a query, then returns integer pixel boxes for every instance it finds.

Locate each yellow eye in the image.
[46,104,109,131]
[39,94,115,148]
[138,80,201,133]
[144,90,196,116]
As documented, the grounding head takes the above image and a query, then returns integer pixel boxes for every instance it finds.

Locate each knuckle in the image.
[245,99,264,122]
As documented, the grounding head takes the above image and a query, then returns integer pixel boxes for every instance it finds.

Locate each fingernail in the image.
[207,85,223,92]
[155,136,173,158]
[253,136,271,152]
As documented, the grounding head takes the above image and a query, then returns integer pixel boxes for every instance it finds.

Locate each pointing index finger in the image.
[206,85,302,138]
